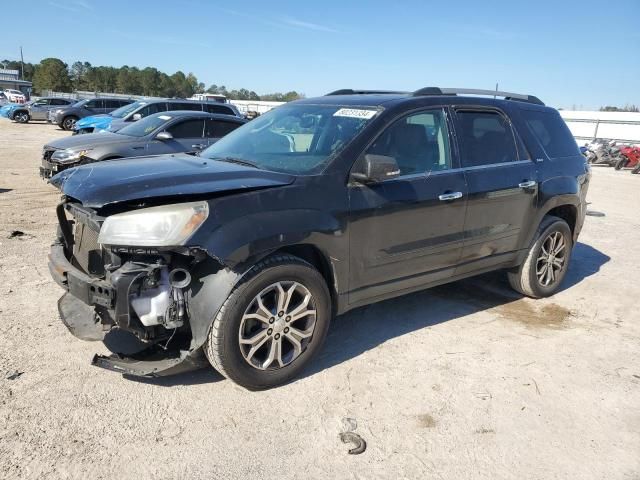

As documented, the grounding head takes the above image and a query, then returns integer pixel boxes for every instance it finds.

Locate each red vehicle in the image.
[614,145,640,172]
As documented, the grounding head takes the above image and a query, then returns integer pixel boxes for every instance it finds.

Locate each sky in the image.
[1,0,639,109]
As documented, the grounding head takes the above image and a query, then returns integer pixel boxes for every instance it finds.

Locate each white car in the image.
[3,89,26,103]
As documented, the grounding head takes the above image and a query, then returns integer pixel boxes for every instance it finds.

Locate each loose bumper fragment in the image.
[92,350,207,377]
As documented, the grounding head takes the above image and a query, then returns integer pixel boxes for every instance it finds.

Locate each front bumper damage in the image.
[48,201,236,377]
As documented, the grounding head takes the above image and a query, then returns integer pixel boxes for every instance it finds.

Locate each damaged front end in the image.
[49,200,226,377]
[40,147,89,179]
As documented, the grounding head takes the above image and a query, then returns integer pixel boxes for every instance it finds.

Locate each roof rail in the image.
[412,87,544,106]
[326,89,408,96]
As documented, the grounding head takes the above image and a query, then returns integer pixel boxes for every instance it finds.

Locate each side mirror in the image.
[156,131,173,141]
[132,113,143,121]
[351,154,400,184]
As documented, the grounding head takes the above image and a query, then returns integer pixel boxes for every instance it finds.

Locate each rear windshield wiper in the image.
[212,156,260,169]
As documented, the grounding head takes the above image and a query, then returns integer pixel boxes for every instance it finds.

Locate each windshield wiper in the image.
[212,156,260,169]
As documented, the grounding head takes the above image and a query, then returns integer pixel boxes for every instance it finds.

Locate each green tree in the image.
[186,72,204,95]
[116,66,142,95]
[32,57,72,93]
[69,61,92,90]
[139,67,162,96]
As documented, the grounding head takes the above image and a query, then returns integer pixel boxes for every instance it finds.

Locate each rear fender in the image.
[516,175,584,264]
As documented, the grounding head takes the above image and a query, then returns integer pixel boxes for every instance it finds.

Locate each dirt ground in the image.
[0,121,638,480]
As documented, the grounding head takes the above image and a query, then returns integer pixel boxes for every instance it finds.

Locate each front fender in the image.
[196,208,343,270]
[187,258,242,350]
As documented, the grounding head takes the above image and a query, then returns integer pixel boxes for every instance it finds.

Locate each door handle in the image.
[191,143,206,149]
[518,180,537,189]
[438,191,463,201]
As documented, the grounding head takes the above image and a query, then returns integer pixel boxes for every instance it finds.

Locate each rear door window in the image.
[167,119,205,138]
[456,110,518,167]
[205,119,242,138]
[137,102,167,118]
[168,102,202,111]
[205,104,235,115]
[520,109,579,158]
[84,99,102,110]
[104,99,121,109]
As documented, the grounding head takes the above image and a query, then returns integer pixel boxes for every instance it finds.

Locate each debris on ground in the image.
[339,431,367,455]
[6,371,23,380]
[586,210,606,217]
[339,417,366,455]
[7,230,33,239]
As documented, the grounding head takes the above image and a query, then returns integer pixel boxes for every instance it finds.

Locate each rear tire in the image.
[507,216,572,298]
[614,157,628,170]
[205,254,331,390]
[62,116,78,131]
[632,163,640,174]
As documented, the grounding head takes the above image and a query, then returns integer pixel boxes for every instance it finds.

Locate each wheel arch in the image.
[12,109,29,120]
[271,244,338,313]
[545,204,577,235]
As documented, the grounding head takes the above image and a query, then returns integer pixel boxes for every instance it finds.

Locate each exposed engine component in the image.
[129,267,192,330]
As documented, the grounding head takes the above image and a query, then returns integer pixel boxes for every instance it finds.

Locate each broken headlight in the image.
[51,149,93,164]
[98,201,209,247]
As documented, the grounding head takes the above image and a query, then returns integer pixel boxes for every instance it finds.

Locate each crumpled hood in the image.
[50,154,296,208]
[46,131,133,151]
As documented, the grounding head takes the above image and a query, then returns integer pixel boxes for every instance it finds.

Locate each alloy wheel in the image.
[536,231,567,287]
[238,281,317,370]
[63,118,76,130]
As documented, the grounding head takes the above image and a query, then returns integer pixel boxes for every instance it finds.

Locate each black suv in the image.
[48,87,590,389]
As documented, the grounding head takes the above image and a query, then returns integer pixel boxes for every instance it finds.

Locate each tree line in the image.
[1,57,304,101]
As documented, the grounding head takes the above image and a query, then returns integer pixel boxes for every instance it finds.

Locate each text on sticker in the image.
[333,108,377,119]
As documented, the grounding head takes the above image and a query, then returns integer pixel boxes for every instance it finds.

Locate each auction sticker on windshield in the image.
[333,108,378,119]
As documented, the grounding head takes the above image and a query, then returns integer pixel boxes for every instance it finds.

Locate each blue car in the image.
[73,98,242,134]
[0,103,21,119]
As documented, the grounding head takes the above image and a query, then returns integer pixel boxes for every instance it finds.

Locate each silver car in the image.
[11,97,76,123]
[40,110,246,178]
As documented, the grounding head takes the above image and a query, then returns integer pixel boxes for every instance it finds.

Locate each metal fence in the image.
[40,90,156,101]
[559,111,640,145]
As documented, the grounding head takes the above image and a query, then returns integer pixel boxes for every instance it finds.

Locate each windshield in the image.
[200,104,378,174]
[116,113,173,137]
[71,99,86,108]
[111,101,146,119]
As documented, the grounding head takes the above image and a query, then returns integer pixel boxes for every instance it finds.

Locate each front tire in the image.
[507,216,573,298]
[205,254,331,390]
[62,116,78,131]
[14,111,29,123]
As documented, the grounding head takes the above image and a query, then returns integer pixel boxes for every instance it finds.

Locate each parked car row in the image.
[582,139,640,174]
[0,96,76,122]
[40,110,247,177]
[1,95,246,134]
[44,87,591,389]
[70,98,242,134]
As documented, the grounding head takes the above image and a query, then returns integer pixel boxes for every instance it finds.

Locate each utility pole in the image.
[495,82,498,98]
[20,46,24,79]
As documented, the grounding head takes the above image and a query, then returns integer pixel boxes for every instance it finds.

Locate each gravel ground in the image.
[0,121,638,480]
